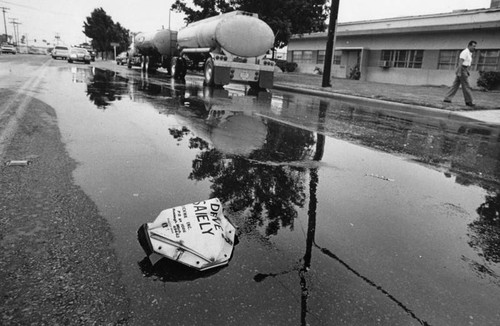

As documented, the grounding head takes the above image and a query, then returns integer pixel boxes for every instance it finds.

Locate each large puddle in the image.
[37,64,500,325]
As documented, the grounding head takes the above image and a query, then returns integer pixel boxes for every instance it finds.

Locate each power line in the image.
[0,0,80,18]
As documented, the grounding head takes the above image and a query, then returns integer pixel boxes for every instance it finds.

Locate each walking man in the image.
[443,40,477,107]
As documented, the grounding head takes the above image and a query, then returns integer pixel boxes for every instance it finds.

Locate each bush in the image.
[272,59,297,72]
[477,71,500,91]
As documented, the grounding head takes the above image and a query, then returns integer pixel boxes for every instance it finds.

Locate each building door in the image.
[345,50,361,79]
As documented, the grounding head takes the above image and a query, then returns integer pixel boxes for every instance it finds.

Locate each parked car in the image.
[129,55,142,67]
[52,46,69,59]
[124,53,142,68]
[67,48,91,64]
[116,51,128,65]
[1,43,17,54]
[81,46,96,61]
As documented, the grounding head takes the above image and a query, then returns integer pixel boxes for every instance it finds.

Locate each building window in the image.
[381,50,423,68]
[438,50,460,70]
[439,49,500,71]
[317,50,325,64]
[302,51,312,63]
[292,50,313,63]
[333,50,342,65]
[476,49,500,71]
[292,51,303,62]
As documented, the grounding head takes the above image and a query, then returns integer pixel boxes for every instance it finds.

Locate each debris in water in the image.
[5,160,31,166]
[137,198,236,271]
[365,173,394,182]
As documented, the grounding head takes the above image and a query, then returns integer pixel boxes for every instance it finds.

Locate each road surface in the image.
[1,55,500,326]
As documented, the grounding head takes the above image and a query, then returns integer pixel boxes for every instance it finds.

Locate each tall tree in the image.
[112,22,131,53]
[171,0,233,23]
[171,0,327,49]
[83,8,130,57]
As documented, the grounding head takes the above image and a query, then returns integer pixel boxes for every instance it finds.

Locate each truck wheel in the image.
[172,57,187,80]
[178,58,187,79]
[249,81,260,90]
[171,57,177,78]
[204,58,215,86]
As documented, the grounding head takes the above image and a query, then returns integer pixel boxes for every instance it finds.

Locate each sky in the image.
[0,0,493,46]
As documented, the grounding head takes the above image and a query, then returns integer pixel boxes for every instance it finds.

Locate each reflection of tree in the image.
[169,126,190,142]
[185,120,316,236]
[468,192,500,263]
[86,68,128,109]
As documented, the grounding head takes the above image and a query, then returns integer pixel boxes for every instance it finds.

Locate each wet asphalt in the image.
[1,55,500,326]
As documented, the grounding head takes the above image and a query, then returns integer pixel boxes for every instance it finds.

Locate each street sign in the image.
[110,42,119,59]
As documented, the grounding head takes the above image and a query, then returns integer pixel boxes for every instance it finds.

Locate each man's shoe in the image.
[465,102,475,107]
[443,99,451,103]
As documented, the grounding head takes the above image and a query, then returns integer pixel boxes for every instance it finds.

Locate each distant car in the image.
[128,55,142,67]
[68,48,91,64]
[80,46,96,61]
[116,51,128,65]
[1,43,17,54]
[123,53,141,68]
[52,46,69,59]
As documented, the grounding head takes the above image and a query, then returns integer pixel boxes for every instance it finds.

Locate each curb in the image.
[272,84,500,125]
[272,83,455,116]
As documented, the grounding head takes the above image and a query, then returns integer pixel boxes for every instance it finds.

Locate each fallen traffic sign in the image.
[137,198,236,271]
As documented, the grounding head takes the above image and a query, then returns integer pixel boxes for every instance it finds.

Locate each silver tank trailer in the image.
[133,29,178,56]
[130,29,178,72]
[177,11,274,57]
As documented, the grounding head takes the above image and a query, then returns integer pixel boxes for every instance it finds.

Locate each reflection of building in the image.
[276,92,500,187]
[287,0,500,86]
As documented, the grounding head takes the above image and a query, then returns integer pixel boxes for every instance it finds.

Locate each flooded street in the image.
[3,56,500,325]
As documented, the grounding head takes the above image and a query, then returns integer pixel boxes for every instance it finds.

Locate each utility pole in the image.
[9,18,19,44]
[322,0,340,87]
[16,22,21,44]
[1,6,9,42]
[13,20,21,45]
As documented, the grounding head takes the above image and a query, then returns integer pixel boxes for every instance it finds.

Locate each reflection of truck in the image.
[130,11,276,89]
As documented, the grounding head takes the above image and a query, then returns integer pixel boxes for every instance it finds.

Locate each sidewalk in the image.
[273,71,500,112]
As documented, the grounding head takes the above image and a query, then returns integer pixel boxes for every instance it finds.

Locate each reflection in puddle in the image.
[85,68,128,109]
[469,193,500,265]
[79,67,500,289]
[138,256,225,282]
[70,66,91,84]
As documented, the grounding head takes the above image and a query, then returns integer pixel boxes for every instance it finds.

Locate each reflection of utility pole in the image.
[299,166,319,325]
[299,101,327,325]
[0,6,8,40]
[322,0,340,87]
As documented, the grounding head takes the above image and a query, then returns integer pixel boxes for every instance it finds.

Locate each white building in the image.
[287,0,500,86]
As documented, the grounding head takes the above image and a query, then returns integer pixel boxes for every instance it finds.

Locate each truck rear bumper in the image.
[213,61,274,88]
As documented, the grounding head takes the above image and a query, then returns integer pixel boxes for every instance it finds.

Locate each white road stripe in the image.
[0,58,51,159]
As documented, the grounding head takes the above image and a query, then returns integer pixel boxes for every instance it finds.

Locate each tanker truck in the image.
[128,29,179,73]
[129,11,276,88]
[174,11,276,89]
